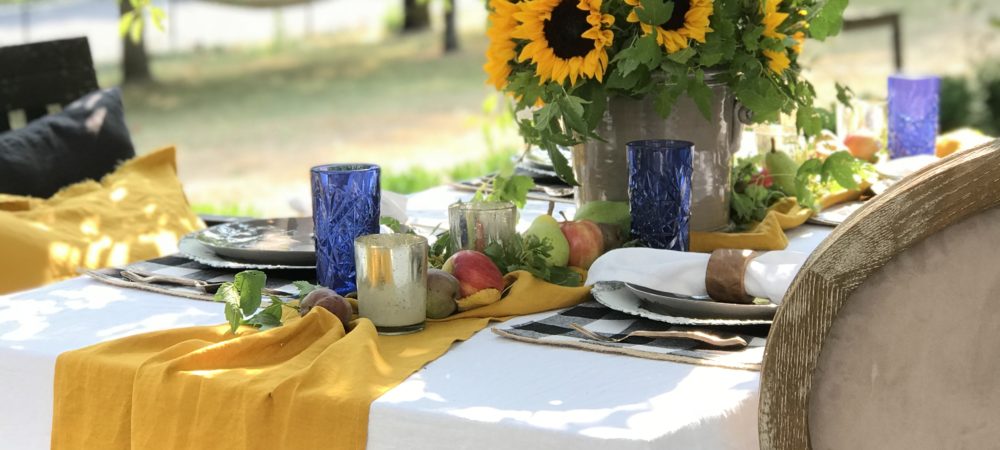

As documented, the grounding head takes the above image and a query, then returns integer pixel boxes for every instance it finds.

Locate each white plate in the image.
[807,201,866,227]
[193,218,315,265]
[179,235,315,270]
[593,281,774,326]
[875,154,938,180]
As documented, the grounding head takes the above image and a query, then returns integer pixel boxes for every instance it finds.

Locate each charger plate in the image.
[593,281,774,326]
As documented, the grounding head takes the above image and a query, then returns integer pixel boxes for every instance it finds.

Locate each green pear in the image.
[764,149,799,196]
[573,201,631,234]
[523,214,570,267]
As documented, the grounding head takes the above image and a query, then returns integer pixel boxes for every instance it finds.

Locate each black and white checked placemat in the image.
[493,301,768,371]
[86,254,315,301]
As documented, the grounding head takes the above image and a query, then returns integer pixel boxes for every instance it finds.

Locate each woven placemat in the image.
[85,254,314,301]
[493,301,768,371]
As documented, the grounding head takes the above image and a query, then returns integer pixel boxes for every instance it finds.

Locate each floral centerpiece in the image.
[483,0,849,201]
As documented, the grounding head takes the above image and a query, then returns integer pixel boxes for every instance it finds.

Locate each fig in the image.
[314,296,353,330]
[299,287,337,315]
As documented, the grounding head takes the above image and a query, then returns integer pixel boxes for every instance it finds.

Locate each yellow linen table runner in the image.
[51,271,591,450]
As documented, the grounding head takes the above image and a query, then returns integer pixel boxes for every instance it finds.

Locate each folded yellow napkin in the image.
[0,147,203,294]
[51,271,591,450]
[690,197,810,252]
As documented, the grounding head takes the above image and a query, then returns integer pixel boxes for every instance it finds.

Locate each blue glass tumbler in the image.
[627,140,693,251]
[311,164,380,295]
[888,75,940,158]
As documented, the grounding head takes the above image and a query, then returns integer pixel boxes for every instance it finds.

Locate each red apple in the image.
[560,220,605,269]
[441,250,505,298]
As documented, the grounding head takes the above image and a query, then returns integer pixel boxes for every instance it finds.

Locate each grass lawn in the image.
[98,31,520,216]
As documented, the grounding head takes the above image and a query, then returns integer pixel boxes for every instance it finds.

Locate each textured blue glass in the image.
[311,164,380,295]
[888,75,940,158]
[627,140,693,251]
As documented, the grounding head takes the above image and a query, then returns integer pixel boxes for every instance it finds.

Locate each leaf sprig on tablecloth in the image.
[214,270,306,334]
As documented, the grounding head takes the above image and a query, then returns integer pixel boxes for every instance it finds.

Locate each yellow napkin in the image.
[51,271,591,450]
[0,147,203,294]
[690,197,810,252]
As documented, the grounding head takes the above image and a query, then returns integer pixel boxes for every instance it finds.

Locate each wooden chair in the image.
[759,139,1000,449]
[0,37,98,132]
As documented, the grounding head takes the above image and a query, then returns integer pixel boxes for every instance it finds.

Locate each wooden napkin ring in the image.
[705,249,761,304]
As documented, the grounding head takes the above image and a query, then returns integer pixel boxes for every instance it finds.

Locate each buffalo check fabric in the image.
[492,301,768,371]
[86,254,314,301]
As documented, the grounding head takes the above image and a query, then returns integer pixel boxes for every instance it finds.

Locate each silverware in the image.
[569,323,749,348]
[120,270,292,297]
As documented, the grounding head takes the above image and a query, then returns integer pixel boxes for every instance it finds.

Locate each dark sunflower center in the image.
[543,0,593,59]
[663,0,691,31]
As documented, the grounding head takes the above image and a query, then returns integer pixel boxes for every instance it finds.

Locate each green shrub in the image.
[940,76,974,132]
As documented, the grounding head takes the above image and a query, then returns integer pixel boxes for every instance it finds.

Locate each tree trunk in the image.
[443,0,459,52]
[120,0,153,84]
[402,0,430,32]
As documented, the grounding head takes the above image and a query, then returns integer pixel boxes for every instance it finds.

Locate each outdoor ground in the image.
[87,0,999,217]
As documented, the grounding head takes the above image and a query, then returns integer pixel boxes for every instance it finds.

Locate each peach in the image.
[844,132,880,162]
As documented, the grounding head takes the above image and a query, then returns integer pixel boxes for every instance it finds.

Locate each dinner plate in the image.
[179,235,316,270]
[807,200,866,227]
[193,218,315,265]
[592,281,774,326]
[875,154,938,180]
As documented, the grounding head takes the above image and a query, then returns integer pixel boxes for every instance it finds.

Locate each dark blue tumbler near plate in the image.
[888,74,940,158]
[627,140,693,251]
[311,163,380,295]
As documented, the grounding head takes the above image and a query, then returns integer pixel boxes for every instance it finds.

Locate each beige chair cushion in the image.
[808,205,1000,449]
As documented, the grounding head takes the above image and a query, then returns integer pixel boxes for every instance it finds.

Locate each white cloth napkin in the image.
[585,248,809,304]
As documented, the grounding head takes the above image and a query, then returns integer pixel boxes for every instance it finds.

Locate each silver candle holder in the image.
[354,234,428,335]
[447,201,517,252]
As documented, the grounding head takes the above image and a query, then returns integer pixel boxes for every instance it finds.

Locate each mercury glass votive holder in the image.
[627,140,693,251]
[888,75,940,158]
[354,234,428,335]
[311,163,380,295]
[447,201,517,252]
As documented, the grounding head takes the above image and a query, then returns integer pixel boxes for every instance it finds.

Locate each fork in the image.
[569,323,748,348]
[120,270,291,296]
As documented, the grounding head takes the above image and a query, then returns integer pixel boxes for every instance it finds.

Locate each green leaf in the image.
[234,270,266,316]
[150,6,166,32]
[654,75,688,118]
[489,174,535,208]
[822,151,859,189]
[547,267,583,287]
[379,216,405,233]
[741,25,764,52]
[557,95,590,136]
[635,0,674,26]
[546,144,577,186]
[119,11,136,37]
[810,0,848,40]
[613,34,662,76]
[129,18,142,44]
[292,281,321,299]
[224,301,242,334]
[835,82,855,108]
[796,158,823,178]
[666,47,696,64]
[687,70,713,121]
[795,105,822,137]
[534,103,561,132]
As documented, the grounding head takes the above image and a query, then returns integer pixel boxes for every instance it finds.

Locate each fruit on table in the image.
[300,288,352,329]
[595,222,625,251]
[426,268,459,319]
[764,148,799,196]
[573,201,631,234]
[442,250,505,299]
[844,132,880,162]
[523,214,569,267]
[560,219,605,269]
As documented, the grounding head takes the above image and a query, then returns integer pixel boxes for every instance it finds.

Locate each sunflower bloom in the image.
[512,0,615,86]
[791,30,805,53]
[761,0,789,40]
[484,0,522,89]
[626,0,714,54]
[763,49,790,74]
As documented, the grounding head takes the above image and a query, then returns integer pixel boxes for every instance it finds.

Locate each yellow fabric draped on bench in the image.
[51,271,591,450]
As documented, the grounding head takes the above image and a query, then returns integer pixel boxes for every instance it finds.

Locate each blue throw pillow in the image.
[0,87,136,198]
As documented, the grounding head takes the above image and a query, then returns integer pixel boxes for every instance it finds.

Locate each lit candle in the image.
[354,234,428,335]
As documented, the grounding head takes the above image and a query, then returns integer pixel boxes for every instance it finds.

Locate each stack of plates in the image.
[591,281,777,326]
[180,218,316,270]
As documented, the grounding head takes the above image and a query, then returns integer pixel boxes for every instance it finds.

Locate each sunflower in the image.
[763,49,790,75]
[512,0,615,86]
[625,0,714,54]
[484,0,523,90]
[761,0,789,40]
[791,30,805,54]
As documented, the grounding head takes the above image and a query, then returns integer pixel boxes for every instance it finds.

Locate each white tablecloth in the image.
[0,188,833,449]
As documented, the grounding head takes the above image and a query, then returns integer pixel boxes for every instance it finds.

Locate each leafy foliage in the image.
[214,270,303,334]
[483,234,582,287]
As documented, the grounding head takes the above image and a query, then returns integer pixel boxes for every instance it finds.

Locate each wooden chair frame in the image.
[759,139,1000,448]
